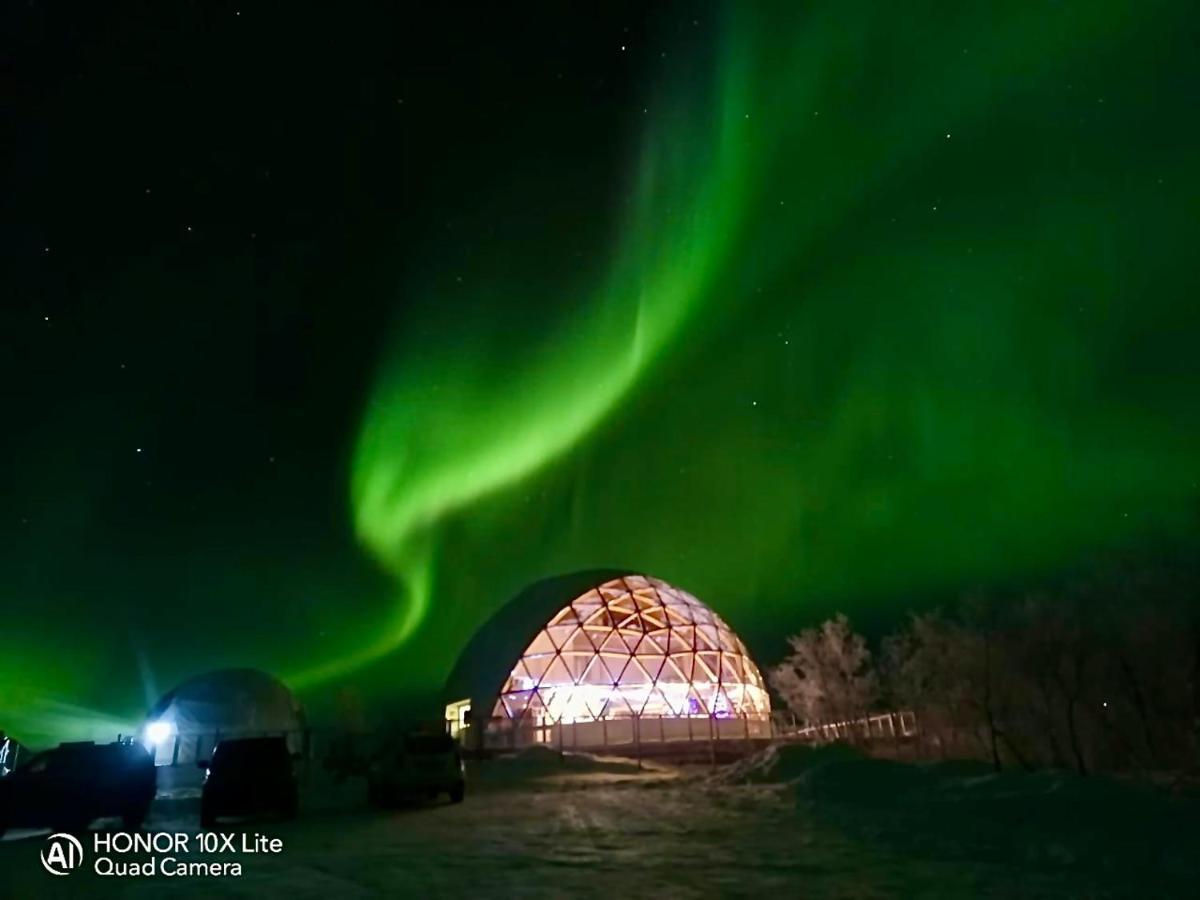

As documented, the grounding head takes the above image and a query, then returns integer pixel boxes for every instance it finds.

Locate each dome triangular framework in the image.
[491,576,770,725]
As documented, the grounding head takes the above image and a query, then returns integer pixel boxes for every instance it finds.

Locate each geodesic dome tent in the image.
[446,572,771,751]
[142,668,303,765]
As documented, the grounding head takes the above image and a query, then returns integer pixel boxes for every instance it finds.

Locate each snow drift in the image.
[715,742,1199,877]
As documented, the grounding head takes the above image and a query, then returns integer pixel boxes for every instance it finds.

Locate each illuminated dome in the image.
[490,574,770,732]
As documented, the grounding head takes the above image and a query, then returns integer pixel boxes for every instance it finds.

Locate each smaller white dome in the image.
[143,668,303,763]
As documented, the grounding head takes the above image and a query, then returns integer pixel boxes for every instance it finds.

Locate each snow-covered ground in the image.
[2,745,1197,898]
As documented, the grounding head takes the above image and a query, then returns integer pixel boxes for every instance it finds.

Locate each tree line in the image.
[768,562,1200,776]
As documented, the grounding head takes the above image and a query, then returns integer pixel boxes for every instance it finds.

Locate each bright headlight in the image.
[145,720,174,745]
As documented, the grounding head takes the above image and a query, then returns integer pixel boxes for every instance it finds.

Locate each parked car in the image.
[199,736,298,828]
[367,733,465,807]
[0,740,156,836]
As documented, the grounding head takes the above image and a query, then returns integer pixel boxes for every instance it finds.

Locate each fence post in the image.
[708,715,716,768]
[634,715,642,770]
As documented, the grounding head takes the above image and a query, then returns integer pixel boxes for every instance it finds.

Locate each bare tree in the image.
[883,602,1035,771]
[769,614,877,727]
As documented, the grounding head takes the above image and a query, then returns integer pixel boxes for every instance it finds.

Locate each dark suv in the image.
[199,736,298,827]
[367,733,465,807]
[0,740,156,835]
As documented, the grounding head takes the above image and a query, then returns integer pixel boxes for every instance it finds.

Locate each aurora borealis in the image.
[4,2,1199,745]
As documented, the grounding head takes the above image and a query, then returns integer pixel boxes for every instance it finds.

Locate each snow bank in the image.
[715,742,1199,876]
[714,742,864,786]
[472,746,659,788]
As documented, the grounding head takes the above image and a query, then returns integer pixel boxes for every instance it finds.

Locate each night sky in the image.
[4,1,1198,745]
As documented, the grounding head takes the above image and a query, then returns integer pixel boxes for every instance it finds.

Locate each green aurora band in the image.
[293,0,1200,691]
[4,2,1198,744]
[289,14,752,687]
